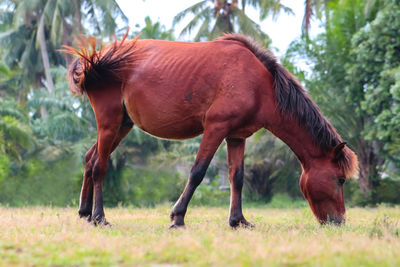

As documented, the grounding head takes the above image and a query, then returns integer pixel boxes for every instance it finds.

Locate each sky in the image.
[116,0,318,57]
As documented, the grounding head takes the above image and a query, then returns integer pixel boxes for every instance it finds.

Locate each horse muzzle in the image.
[321,214,345,225]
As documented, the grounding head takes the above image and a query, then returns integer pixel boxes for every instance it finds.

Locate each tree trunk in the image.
[358,159,373,198]
[357,139,383,201]
[74,0,83,33]
[37,21,55,93]
[62,19,73,66]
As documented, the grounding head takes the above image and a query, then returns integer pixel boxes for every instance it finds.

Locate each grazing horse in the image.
[63,32,358,227]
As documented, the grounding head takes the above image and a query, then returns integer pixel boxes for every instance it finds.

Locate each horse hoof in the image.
[78,210,92,219]
[169,224,186,229]
[240,219,255,228]
[94,220,111,227]
[92,215,111,227]
[230,218,254,229]
[78,213,92,223]
[170,214,185,227]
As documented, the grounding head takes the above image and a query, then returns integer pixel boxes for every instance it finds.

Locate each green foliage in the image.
[173,0,287,44]
[244,130,301,202]
[375,179,400,205]
[134,16,175,40]
[348,0,400,162]
[191,178,230,206]
[28,67,90,143]
[0,155,81,206]
[0,155,10,186]
[81,0,128,37]
[292,0,367,145]
[115,166,184,207]
[0,99,35,163]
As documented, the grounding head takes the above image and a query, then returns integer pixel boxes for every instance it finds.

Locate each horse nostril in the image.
[329,216,345,225]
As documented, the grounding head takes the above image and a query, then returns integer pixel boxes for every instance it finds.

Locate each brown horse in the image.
[63,32,358,227]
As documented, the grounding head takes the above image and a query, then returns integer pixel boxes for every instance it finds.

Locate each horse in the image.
[63,31,358,228]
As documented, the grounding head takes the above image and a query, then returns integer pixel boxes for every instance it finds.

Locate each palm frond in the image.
[173,0,209,26]
[0,62,11,77]
[84,0,128,37]
[194,12,211,41]
[179,7,212,37]
[12,0,42,27]
[0,115,35,163]
[233,7,269,45]
[50,0,63,45]
[0,99,29,123]
[259,0,293,20]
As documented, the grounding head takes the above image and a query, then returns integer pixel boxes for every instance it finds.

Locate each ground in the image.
[1,205,399,266]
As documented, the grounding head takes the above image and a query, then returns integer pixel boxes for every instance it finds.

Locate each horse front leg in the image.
[78,142,97,221]
[170,124,227,228]
[226,138,253,228]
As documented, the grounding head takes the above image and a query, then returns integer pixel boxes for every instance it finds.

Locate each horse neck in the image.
[265,115,325,170]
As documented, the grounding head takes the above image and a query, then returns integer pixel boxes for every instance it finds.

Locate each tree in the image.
[0,0,128,100]
[173,0,292,43]
[134,16,175,40]
[347,0,400,188]
[302,0,335,34]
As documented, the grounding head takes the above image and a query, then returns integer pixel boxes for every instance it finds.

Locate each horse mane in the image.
[219,34,358,177]
[61,30,139,95]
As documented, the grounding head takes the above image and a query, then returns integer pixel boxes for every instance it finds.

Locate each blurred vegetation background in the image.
[0,0,399,208]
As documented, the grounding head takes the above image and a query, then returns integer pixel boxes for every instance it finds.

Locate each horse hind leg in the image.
[79,101,133,225]
[78,142,97,221]
[78,116,133,222]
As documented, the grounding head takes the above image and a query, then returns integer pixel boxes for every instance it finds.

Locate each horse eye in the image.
[338,178,345,185]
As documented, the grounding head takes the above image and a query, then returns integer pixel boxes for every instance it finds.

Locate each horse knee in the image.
[85,144,97,164]
[84,151,92,165]
[92,158,108,182]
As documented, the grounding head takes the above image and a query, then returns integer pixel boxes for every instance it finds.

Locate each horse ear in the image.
[333,142,347,161]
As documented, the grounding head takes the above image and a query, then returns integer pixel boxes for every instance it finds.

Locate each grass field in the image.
[1,205,400,266]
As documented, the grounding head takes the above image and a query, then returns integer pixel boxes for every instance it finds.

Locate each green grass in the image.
[1,205,400,266]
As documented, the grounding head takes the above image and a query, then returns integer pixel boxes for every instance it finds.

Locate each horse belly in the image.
[138,114,204,140]
[123,88,206,140]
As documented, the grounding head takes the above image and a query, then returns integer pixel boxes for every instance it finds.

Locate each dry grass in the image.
[1,205,400,266]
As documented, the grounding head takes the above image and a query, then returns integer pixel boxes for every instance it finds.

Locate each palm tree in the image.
[0,99,35,164]
[0,0,128,97]
[302,0,336,34]
[135,16,175,40]
[173,0,292,43]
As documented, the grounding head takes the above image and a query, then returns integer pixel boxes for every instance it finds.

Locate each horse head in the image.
[299,142,358,225]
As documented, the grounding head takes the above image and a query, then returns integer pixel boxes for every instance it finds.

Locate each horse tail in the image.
[61,30,140,95]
